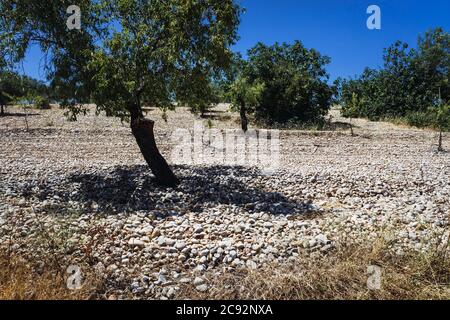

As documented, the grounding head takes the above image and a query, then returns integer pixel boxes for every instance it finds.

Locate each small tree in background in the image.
[228,76,264,132]
[0,89,12,116]
[215,53,245,103]
[187,79,221,118]
[430,104,450,151]
[0,69,50,116]
[33,95,51,110]
[0,92,11,116]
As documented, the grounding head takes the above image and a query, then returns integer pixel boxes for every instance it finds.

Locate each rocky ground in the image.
[0,105,449,299]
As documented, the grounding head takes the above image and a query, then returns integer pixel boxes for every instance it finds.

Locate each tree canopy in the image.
[243,41,334,125]
[1,0,241,120]
[228,74,264,131]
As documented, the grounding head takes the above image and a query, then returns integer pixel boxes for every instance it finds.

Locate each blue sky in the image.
[22,0,450,82]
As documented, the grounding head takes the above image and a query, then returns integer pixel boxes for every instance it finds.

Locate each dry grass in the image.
[179,238,450,300]
[0,252,104,300]
[1,236,448,300]
[1,207,448,300]
[0,212,109,300]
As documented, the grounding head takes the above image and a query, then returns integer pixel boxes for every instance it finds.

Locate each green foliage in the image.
[188,80,221,117]
[0,72,21,107]
[206,118,214,129]
[340,92,365,118]
[429,104,450,131]
[243,41,334,125]
[340,28,450,121]
[435,105,450,129]
[228,76,264,114]
[0,70,48,108]
[214,52,246,103]
[34,95,51,109]
[1,1,106,111]
[404,111,435,128]
[404,105,450,132]
[1,0,242,121]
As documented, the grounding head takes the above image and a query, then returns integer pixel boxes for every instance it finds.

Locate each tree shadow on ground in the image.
[203,115,233,121]
[199,112,232,121]
[18,165,317,217]
[322,121,359,131]
[0,112,40,118]
[0,128,58,135]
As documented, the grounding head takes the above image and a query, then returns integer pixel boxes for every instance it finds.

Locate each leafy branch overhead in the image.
[1,0,242,187]
[0,0,242,122]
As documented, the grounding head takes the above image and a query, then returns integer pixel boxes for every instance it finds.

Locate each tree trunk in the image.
[240,102,248,132]
[131,117,179,187]
[0,104,4,116]
[200,106,206,118]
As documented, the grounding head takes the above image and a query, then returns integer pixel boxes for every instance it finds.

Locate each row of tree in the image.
[336,28,449,133]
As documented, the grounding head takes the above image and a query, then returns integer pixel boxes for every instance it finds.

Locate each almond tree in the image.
[430,104,450,151]
[228,76,264,132]
[0,0,241,187]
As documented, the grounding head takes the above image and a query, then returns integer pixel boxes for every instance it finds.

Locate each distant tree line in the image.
[0,70,50,115]
[337,28,449,132]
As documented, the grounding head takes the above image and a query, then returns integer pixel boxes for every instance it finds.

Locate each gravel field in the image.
[0,105,449,299]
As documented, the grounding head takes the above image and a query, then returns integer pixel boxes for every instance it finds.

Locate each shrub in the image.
[34,96,51,109]
[404,105,450,131]
[341,92,366,119]
[432,104,450,131]
[404,111,434,128]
